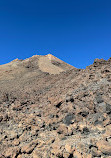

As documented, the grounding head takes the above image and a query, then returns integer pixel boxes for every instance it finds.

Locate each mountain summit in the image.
[0,55,111,158]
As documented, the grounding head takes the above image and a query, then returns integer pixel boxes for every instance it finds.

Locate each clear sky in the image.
[0,0,111,68]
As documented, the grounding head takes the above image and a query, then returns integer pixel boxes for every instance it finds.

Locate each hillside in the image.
[0,55,111,158]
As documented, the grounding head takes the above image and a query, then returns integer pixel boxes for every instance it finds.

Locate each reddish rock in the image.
[0,55,111,158]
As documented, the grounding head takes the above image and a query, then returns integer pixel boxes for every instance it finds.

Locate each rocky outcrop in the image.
[0,55,111,158]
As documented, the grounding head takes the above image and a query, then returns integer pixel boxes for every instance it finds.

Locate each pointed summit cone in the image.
[46,54,63,62]
[0,54,76,101]
[38,54,75,74]
[0,54,75,80]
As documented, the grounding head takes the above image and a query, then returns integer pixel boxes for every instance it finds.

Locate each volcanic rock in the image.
[0,54,111,158]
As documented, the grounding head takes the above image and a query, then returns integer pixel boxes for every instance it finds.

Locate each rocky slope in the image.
[0,54,111,158]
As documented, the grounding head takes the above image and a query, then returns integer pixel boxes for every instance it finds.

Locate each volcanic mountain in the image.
[0,55,111,158]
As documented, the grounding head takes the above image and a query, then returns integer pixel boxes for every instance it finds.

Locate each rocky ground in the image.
[0,54,111,158]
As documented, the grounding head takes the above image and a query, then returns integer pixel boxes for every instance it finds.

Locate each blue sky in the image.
[0,0,111,68]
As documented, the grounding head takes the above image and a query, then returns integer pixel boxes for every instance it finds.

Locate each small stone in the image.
[65,144,72,153]
[73,150,82,158]
[91,147,102,157]
[96,140,111,155]
[13,139,20,146]
[21,140,38,154]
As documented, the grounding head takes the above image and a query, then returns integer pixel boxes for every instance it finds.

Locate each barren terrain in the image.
[0,55,111,158]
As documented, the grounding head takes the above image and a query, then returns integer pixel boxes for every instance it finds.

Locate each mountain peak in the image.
[37,54,74,74]
[46,54,62,62]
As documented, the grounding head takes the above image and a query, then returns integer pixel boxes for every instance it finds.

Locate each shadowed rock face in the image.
[0,55,111,158]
